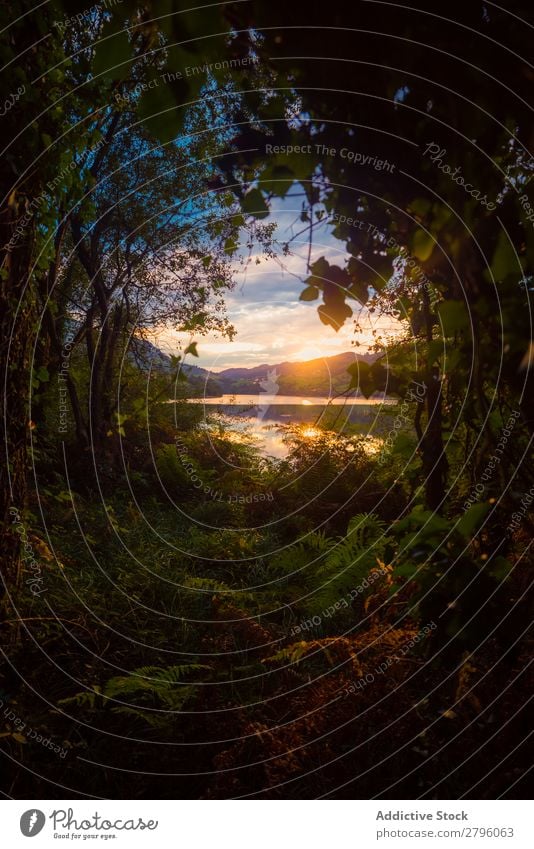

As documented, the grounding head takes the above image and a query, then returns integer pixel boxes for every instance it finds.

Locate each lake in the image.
[189,394,390,407]
[185,395,394,458]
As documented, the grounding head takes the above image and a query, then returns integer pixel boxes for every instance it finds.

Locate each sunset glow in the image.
[301,426,321,438]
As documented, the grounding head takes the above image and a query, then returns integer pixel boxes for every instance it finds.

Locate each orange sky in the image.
[154,245,401,371]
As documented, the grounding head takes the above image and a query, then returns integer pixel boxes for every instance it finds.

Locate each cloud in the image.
[152,192,401,369]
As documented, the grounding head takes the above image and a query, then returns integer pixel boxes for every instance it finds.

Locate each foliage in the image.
[0,0,531,801]
[60,663,210,712]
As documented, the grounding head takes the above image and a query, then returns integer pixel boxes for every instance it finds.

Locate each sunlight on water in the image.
[201,413,384,460]
[361,435,384,455]
[301,426,321,438]
[186,394,393,406]
[190,393,391,459]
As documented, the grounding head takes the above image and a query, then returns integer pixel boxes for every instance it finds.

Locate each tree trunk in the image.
[0,208,37,607]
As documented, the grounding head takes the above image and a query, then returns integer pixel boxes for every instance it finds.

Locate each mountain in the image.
[129,337,173,371]
[212,351,378,396]
[135,339,379,397]
[128,338,223,394]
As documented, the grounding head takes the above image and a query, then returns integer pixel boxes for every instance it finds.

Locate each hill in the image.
[213,350,378,396]
[137,340,378,397]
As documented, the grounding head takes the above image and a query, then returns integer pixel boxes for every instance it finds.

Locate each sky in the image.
[154,190,400,371]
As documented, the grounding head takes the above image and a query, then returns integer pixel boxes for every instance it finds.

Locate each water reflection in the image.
[188,393,391,407]
[301,426,321,438]
[189,394,392,459]
[203,410,384,460]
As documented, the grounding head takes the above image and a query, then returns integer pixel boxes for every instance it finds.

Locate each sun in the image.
[294,345,324,361]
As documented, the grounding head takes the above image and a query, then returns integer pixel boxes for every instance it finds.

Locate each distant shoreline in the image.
[179,394,395,405]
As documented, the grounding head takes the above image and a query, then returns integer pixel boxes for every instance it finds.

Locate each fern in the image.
[263,641,315,665]
[59,685,102,710]
[322,513,387,574]
[155,443,190,491]
[302,513,391,616]
[60,664,211,715]
[183,576,255,605]
[103,663,210,710]
[182,577,234,594]
[269,531,331,578]
[110,705,181,729]
[264,637,360,670]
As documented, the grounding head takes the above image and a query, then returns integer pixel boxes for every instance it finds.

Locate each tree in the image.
[223,0,534,517]
[0,0,258,600]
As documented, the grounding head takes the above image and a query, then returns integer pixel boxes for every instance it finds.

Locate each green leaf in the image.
[456,503,490,539]
[224,237,238,256]
[317,300,352,331]
[391,561,420,580]
[310,256,330,278]
[390,433,415,457]
[412,229,435,262]
[242,188,269,219]
[409,198,432,218]
[184,342,199,357]
[138,80,183,144]
[93,30,131,81]
[427,339,445,365]
[488,556,513,580]
[437,300,470,335]
[260,164,294,197]
[365,256,392,294]
[348,279,369,304]
[299,285,320,301]
[35,366,50,383]
[347,361,374,397]
[490,229,521,281]
[443,349,462,372]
